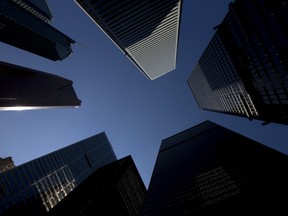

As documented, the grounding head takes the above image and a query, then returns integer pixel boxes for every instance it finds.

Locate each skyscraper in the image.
[48,155,147,216]
[188,0,288,125]
[0,0,75,61]
[0,132,117,215]
[0,61,81,111]
[74,0,182,80]
[141,120,288,215]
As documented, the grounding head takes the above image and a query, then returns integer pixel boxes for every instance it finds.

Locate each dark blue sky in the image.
[1,0,287,188]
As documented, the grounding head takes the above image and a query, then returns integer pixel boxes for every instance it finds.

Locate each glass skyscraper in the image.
[0,61,81,111]
[0,0,75,61]
[188,0,288,125]
[74,0,182,80]
[0,132,117,215]
[141,120,288,215]
[47,155,147,216]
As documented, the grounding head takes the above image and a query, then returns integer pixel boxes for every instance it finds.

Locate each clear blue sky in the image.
[1,0,287,188]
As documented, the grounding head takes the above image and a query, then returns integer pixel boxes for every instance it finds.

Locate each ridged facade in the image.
[75,0,182,80]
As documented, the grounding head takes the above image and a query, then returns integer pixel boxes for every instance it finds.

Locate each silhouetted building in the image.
[0,132,117,215]
[48,155,147,216]
[74,0,182,80]
[0,0,75,61]
[0,61,81,111]
[141,120,288,215]
[188,0,288,125]
[0,157,15,173]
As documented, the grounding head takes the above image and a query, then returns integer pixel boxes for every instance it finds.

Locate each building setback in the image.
[0,132,117,216]
[74,0,182,80]
[188,0,288,125]
[0,0,75,61]
[47,155,147,216]
[0,61,81,111]
[141,120,288,215]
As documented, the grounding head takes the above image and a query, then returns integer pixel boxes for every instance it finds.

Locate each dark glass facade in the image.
[141,120,288,215]
[47,155,147,216]
[0,61,81,111]
[0,132,117,215]
[0,0,75,61]
[188,0,288,125]
[75,0,182,80]
[22,0,53,21]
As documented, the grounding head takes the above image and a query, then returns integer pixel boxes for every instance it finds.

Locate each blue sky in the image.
[1,0,287,188]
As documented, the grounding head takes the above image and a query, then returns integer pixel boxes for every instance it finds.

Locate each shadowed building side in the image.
[188,0,288,125]
[141,120,288,215]
[47,155,147,216]
[0,132,117,215]
[74,0,182,80]
[0,61,81,111]
[0,0,75,61]
[21,0,53,21]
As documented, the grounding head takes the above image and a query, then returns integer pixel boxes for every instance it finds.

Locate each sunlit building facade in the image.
[0,0,75,61]
[74,0,182,80]
[0,132,117,216]
[48,155,147,216]
[188,0,288,125]
[0,61,81,111]
[141,120,288,215]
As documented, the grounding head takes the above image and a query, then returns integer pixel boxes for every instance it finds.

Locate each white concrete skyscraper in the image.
[75,0,182,80]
